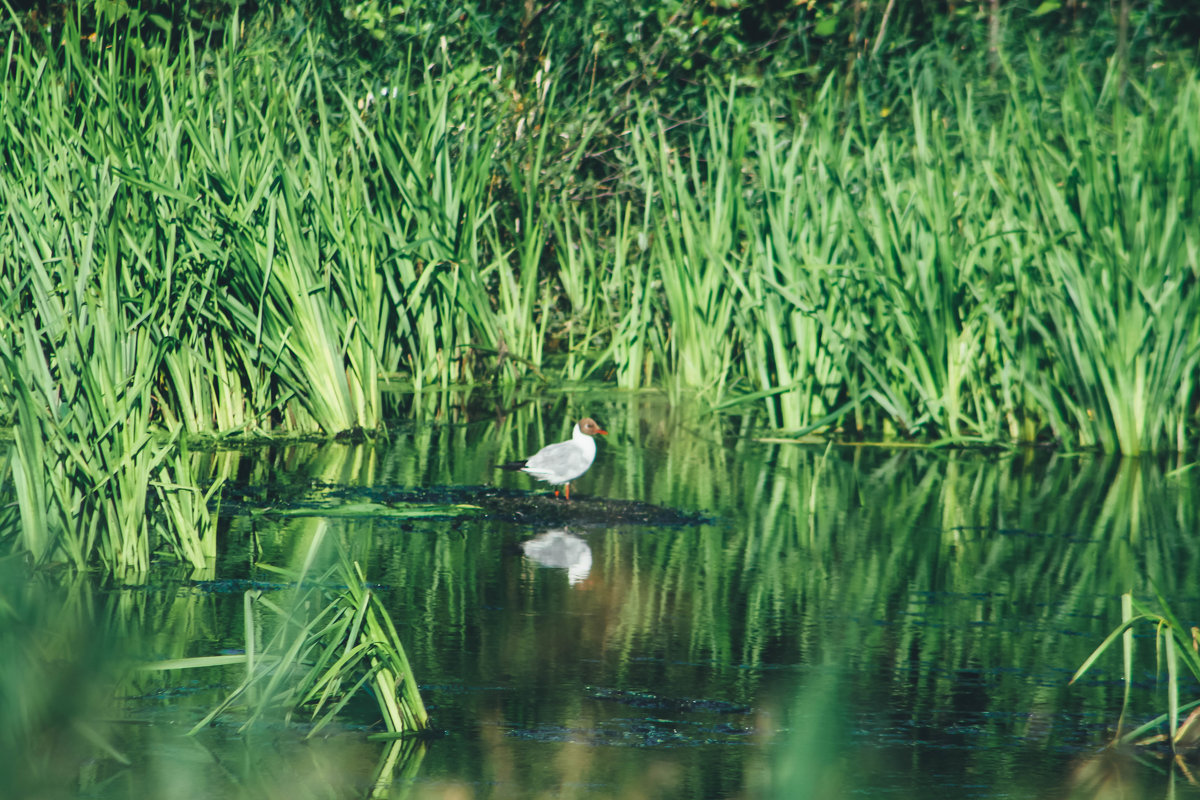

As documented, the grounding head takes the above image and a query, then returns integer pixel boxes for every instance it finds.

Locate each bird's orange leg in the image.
[565,483,571,501]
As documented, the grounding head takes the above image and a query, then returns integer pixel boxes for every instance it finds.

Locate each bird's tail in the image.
[497,460,528,471]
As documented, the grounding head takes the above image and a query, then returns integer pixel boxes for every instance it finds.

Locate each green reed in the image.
[0,168,203,573]
[732,79,858,432]
[630,92,744,399]
[369,52,505,390]
[1013,54,1200,454]
[148,517,429,736]
[711,52,1195,451]
[1073,591,1200,751]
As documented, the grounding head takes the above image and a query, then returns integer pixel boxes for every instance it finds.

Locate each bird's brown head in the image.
[578,417,608,436]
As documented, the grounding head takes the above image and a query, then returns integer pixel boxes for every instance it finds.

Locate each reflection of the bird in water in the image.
[520,529,592,586]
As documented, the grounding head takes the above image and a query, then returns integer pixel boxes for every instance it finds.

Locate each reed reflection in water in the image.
[4,397,1200,797]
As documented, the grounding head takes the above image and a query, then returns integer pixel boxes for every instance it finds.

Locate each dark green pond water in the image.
[7,396,1200,799]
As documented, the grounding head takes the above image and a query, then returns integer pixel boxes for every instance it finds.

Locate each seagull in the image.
[499,417,608,500]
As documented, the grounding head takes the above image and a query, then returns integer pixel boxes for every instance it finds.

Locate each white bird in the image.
[499,417,608,500]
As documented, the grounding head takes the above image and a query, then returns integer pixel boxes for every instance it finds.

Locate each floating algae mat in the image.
[224,480,710,527]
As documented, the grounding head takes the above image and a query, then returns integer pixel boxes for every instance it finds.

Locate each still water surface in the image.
[31,398,1200,798]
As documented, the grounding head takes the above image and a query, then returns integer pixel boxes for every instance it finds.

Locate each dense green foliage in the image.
[2,0,1198,450]
[1,0,1199,573]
